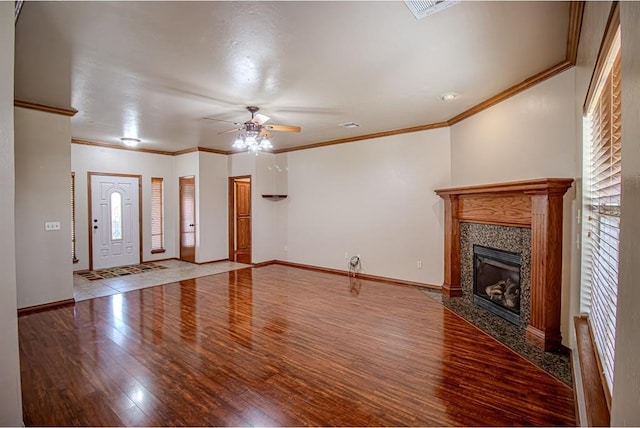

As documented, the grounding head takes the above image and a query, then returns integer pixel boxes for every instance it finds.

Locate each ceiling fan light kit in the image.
[221,106,300,153]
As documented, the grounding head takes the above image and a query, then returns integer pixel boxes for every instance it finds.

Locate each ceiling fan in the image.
[207,106,301,152]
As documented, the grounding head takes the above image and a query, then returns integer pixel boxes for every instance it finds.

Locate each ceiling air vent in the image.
[403,0,460,20]
[339,122,360,129]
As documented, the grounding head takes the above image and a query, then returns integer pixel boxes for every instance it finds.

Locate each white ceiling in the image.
[14,1,570,153]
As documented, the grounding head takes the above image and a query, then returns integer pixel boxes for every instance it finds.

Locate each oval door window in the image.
[110,191,123,240]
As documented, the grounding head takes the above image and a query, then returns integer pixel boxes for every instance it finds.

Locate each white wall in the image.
[0,3,23,424]
[284,128,451,284]
[449,69,579,346]
[450,70,577,186]
[611,2,640,424]
[274,154,289,261]
[15,108,74,308]
[197,152,228,262]
[71,144,177,270]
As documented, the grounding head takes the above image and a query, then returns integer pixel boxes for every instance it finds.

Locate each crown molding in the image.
[172,147,199,155]
[14,99,78,117]
[447,60,573,126]
[72,139,232,157]
[174,146,233,155]
[566,1,586,65]
[273,121,449,154]
[197,146,233,155]
[71,138,175,156]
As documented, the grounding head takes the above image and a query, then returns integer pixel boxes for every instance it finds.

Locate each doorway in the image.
[89,173,142,270]
[228,176,252,264]
[180,176,196,263]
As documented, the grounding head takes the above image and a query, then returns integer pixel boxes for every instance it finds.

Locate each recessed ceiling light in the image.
[440,92,458,102]
[339,122,360,128]
[120,137,141,147]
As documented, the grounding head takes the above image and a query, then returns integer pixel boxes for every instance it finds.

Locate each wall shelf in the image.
[262,194,288,201]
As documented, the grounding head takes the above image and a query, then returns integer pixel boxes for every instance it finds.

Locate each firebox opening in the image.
[473,245,521,325]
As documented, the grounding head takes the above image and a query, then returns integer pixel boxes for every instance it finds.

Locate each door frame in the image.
[87,172,143,271]
[228,175,252,263]
[179,175,197,263]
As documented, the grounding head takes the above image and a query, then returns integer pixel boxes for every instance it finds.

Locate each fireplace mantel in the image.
[435,178,574,351]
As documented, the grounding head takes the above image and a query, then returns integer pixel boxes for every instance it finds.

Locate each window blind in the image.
[151,177,165,252]
[582,32,621,395]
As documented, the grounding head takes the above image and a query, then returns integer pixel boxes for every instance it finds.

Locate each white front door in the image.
[91,174,140,269]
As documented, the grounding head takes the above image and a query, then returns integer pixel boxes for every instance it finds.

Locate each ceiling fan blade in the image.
[259,129,273,138]
[264,124,301,133]
[252,113,271,125]
[203,117,242,126]
[217,127,242,135]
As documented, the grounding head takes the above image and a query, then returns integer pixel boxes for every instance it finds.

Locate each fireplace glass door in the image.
[473,245,521,325]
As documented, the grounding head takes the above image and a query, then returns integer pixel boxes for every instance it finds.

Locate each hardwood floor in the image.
[18,265,575,426]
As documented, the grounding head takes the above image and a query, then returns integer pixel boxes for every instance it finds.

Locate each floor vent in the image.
[403,0,460,20]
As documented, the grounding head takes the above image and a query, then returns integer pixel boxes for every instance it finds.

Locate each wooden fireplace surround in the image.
[435,178,574,351]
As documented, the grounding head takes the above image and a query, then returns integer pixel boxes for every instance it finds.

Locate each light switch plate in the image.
[45,221,61,231]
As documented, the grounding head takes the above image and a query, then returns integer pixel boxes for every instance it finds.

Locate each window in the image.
[110,192,123,240]
[581,22,621,396]
[151,177,165,253]
[71,172,78,263]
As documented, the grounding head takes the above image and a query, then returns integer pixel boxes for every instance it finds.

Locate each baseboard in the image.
[259,260,441,290]
[559,343,572,356]
[143,257,178,263]
[18,298,75,317]
[574,316,610,426]
[193,258,230,265]
[252,260,278,268]
[142,257,229,266]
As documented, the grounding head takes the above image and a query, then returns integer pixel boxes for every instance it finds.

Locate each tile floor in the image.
[73,259,251,301]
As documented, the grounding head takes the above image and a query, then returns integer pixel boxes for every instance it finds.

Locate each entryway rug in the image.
[75,262,167,281]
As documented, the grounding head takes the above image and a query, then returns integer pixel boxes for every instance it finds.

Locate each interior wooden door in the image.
[229,177,252,264]
[179,176,196,263]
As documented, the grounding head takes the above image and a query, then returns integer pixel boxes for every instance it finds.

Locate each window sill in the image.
[574,316,610,426]
[151,249,166,254]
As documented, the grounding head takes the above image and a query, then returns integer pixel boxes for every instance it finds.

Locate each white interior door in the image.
[91,174,140,269]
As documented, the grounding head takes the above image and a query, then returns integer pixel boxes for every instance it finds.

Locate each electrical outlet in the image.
[344,252,348,259]
[284,245,288,252]
[417,260,423,269]
[45,221,61,231]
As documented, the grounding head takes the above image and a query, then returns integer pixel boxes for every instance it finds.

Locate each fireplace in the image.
[473,245,521,325]
[435,178,573,350]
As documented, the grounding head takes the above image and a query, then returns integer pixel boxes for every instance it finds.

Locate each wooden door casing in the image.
[179,176,196,263]
[228,176,252,264]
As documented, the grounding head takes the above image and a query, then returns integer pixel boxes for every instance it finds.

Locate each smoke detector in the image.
[403,0,460,20]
